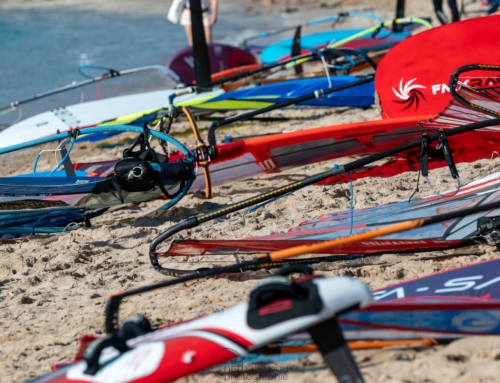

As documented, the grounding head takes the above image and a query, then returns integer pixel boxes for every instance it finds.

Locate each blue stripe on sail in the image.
[0,177,106,195]
[0,176,105,186]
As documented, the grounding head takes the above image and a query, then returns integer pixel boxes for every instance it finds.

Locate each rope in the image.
[328,53,356,71]
[425,175,461,198]
[31,211,88,235]
[47,137,76,177]
[33,136,76,177]
[347,171,354,235]
[408,144,425,203]
[316,51,332,88]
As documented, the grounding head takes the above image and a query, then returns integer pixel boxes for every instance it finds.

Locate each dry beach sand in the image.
[1,1,500,383]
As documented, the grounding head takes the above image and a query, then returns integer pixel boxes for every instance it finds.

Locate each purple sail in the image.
[167,43,257,84]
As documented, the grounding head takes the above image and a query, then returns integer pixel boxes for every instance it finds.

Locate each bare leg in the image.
[204,25,212,43]
[183,25,193,46]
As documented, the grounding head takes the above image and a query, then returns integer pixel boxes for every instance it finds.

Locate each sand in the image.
[1,1,500,383]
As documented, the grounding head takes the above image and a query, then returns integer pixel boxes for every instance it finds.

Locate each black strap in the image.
[437,129,459,179]
[107,176,124,204]
[67,128,80,139]
[123,123,156,159]
[84,336,130,375]
[421,133,431,177]
[247,274,322,329]
[117,315,154,342]
[84,316,155,375]
[408,133,430,202]
[164,111,177,135]
[123,133,148,159]
[154,170,186,199]
[371,23,394,40]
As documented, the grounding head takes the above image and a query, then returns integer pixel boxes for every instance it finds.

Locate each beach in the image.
[1,1,499,383]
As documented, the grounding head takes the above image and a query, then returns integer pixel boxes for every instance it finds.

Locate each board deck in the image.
[0,89,223,149]
[185,76,374,111]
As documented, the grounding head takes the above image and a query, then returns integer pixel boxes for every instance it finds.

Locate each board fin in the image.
[291,26,303,74]
[56,130,76,177]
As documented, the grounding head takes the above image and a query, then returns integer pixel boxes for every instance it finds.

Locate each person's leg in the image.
[202,10,212,43]
[432,0,449,24]
[180,8,193,46]
[447,0,460,21]
[432,0,443,13]
[204,25,212,43]
[184,25,193,45]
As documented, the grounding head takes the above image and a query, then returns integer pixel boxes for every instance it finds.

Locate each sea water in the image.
[0,7,284,106]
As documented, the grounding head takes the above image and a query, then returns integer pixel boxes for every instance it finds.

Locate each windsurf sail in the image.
[240,260,500,356]
[256,259,500,345]
[167,43,258,85]
[168,170,500,256]
[183,75,375,111]
[376,14,500,119]
[75,114,433,190]
[0,65,182,134]
[259,15,409,64]
[242,11,383,49]
[0,72,368,149]
[0,65,181,116]
[341,258,500,339]
[0,126,195,234]
[0,50,259,147]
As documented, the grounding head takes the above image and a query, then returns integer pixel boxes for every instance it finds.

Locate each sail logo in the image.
[52,107,81,128]
[258,159,278,173]
[392,78,426,110]
[374,274,500,301]
[423,77,499,96]
[183,56,195,68]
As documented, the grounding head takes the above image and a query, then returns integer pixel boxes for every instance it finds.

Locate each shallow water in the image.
[0,7,281,108]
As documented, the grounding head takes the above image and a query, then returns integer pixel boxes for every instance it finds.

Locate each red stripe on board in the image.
[199,328,253,348]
